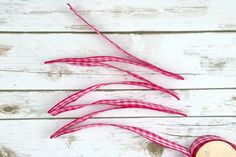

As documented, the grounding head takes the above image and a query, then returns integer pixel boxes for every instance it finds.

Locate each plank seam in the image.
[0,116,235,121]
[0,30,236,34]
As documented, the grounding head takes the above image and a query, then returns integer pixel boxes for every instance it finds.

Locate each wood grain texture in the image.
[0,89,235,119]
[0,117,235,157]
[0,1,235,156]
[0,33,236,90]
[0,0,236,32]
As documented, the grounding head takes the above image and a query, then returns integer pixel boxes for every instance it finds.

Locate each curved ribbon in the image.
[51,103,186,138]
[52,121,236,157]
[45,59,177,96]
[66,3,184,80]
[45,58,165,85]
[50,99,186,116]
[48,81,179,113]
[52,122,191,156]
[47,4,235,157]
[190,135,236,157]
[44,55,178,76]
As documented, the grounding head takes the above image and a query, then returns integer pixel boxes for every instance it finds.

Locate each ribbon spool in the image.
[51,122,236,157]
[190,135,236,157]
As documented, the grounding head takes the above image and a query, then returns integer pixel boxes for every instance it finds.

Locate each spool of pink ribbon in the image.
[48,97,235,157]
[51,121,236,157]
[46,3,236,157]
[51,120,235,157]
[190,135,236,157]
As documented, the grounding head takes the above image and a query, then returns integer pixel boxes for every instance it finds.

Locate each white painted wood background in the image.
[0,0,236,157]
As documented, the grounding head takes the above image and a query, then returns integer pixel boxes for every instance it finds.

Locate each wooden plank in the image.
[0,89,235,119]
[0,33,236,90]
[0,117,235,157]
[0,0,236,32]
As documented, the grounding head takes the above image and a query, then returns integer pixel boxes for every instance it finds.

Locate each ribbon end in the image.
[179,76,185,80]
[44,60,57,64]
[48,108,54,114]
[67,3,73,10]
[50,134,56,139]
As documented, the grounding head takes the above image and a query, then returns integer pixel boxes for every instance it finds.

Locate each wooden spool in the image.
[195,141,236,157]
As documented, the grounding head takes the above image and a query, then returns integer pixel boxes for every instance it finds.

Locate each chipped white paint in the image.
[0,33,236,89]
[0,0,236,32]
[0,0,235,157]
[0,89,235,119]
[0,118,235,157]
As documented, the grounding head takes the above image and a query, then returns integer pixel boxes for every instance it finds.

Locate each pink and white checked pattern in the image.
[66,3,184,81]
[44,55,178,74]
[45,58,167,90]
[52,122,191,157]
[50,99,186,116]
[48,81,179,114]
[45,3,235,157]
[51,104,185,138]
[190,135,236,157]
[47,3,181,115]
[52,121,236,157]
[45,60,180,100]
[50,103,189,156]
[49,98,187,137]
[53,123,236,156]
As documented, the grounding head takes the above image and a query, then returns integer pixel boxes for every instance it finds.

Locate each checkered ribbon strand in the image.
[45,3,235,157]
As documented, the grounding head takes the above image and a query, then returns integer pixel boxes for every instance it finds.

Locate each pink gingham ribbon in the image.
[48,81,179,114]
[46,3,182,114]
[50,103,189,156]
[50,103,186,138]
[66,3,184,80]
[49,98,187,136]
[49,96,235,157]
[49,99,186,116]
[46,3,235,157]
[45,57,179,98]
[190,135,236,157]
[52,121,235,157]
[53,123,192,156]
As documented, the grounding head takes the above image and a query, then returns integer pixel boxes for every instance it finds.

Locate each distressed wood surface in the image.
[0,1,236,157]
[0,117,235,157]
[0,33,236,90]
[1,0,236,32]
[0,89,235,119]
